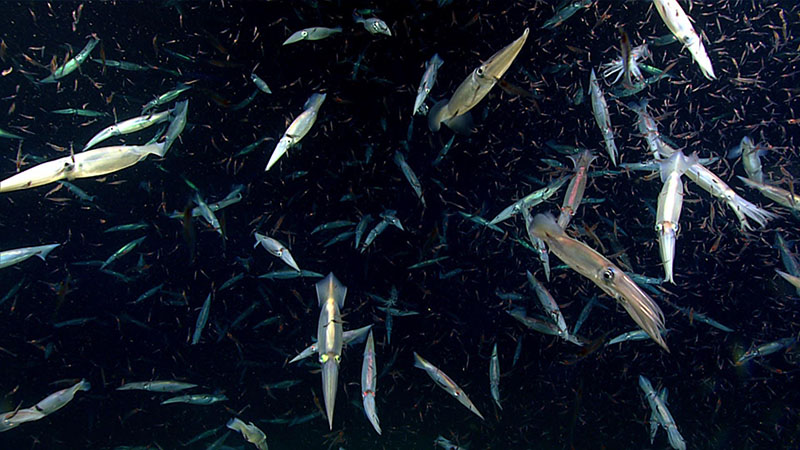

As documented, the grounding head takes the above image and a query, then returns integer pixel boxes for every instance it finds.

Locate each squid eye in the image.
[301,31,308,37]
[602,268,615,281]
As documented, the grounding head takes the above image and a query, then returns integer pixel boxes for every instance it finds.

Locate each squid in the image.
[429,28,529,134]
[528,213,668,351]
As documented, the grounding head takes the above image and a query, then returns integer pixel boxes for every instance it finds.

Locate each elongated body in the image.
[0,243,59,269]
[527,271,568,337]
[507,307,584,346]
[635,111,776,230]
[355,214,373,249]
[414,53,444,115]
[34,379,91,415]
[489,343,501,410]
[656,151,695,283]
[607,329,651,346]
[361,220,388,253]
[558,150,596,229]
[227,418,268,450]
[627,100,662,157]
[161,393,227,405]
[316,273,347,429]
[92,58,149,71]
[168,185,243,219]
[142,84,191,113]
[162,100,189,153]
[541,0,591,29]
[429,28,529,133]
[733,136,764,183]
[736,337,797,365]
[361,330,381,434]
[283,27,342,45]
[589,70,618,165]
[0,127,24,140]
[194,192,222,235]
[40,37,100,83]
[490,175,570,225]
[191,293,212,345]
[639,376,686,450]
[51,108,108,117]
[266,93,326,171]
[652,0,715,80]
[100,236,145,270]
[413,352,484,420]
[393,151,425,206]
[529,213,668,350]
[522,206,552,281]
[83,110,170,150]
[116,380,197,392]
[673,305,733,332]
[683,162,777,230]
[0,142,165,193]
[738,176,800,213]
[254,233,299,271]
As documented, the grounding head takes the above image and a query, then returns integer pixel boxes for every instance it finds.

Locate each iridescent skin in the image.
[413,352,484,420]
[738,176,800,213]
[429,29,529,132]
[83,110,170,150]
[266,93,326,171]
[283,27,343,45]
[316,273,347,429]
[0,142,166,193]
[414,53,443,115]
[489,343,502,410]
[530,213,668,351]
[0,243,59,269]
[652,0,715,80]
[557,150,596,229]
[254,233,299,271]
[40,37,99,83]
[526,271,567,337]
[361,330,381,434]
[589,70,618,166]
[639,376,686,450]
[655,151,696,283]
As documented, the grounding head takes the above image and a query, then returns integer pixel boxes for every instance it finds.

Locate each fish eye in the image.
[476,67,485,77]
[301,31,308,37]
[602,268,615,281]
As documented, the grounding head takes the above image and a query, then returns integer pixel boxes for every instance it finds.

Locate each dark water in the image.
[0,1,798,449]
